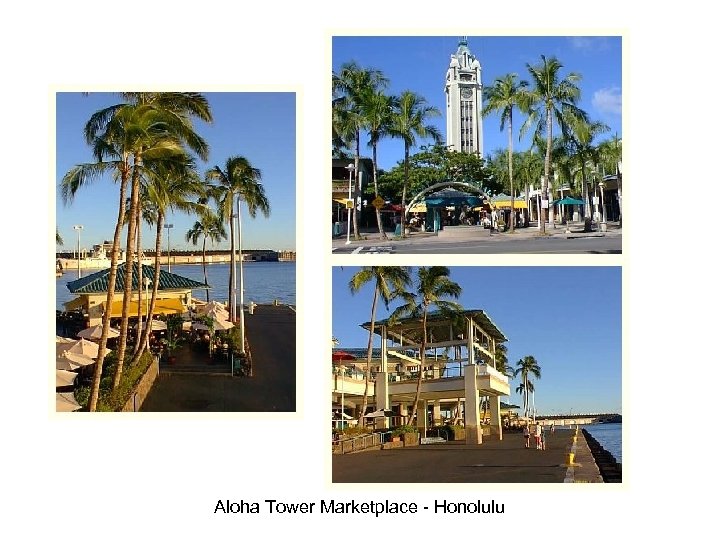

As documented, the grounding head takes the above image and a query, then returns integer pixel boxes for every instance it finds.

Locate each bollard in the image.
[566,452,576,466]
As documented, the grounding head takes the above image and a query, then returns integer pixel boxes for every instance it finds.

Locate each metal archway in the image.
[405,181,489,219]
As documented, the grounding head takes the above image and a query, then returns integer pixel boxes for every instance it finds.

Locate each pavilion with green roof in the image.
[332,308,511,445]
[64,263,209,325]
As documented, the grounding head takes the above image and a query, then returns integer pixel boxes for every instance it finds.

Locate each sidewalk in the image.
[332,430,603,483]
[332,221,621,249]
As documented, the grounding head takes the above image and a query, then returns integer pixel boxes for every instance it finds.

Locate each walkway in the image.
[139,304,296,412]
[332,430,602,483]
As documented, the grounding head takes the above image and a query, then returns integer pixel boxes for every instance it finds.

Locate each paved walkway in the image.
[332,220,621,250]
[140,304,296,412]
[332,430,602,483]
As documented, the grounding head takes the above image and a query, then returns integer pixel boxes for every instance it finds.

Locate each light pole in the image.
[73,225,83,278]
[236,196,245,350]
[164,223,173,272]
[345,163,354,245]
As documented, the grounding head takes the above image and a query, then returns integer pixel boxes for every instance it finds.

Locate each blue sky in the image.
[333,36,622,171]
[332,266,622,415]
[55,92,296,252]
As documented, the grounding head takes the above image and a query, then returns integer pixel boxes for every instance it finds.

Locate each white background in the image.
[2,1,714,537]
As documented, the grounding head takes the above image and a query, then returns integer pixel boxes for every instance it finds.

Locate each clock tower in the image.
[445,37,483,157]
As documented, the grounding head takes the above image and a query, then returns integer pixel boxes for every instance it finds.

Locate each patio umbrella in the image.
[77,324,120,340]
[56,351,96,371]
[363,408,394,418]
[135,319,167,331]
[332,351,356,363]
[196,301,229,316]
[56,392,82,412]
[554,196,585,206]
[56,338,103,359]
[56,369,78,388]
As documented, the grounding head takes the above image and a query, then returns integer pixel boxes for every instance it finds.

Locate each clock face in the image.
[461,87,473,99]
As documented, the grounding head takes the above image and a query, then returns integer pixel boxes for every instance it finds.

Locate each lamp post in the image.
[345,163,354,245]
[73,225,83,278]
[163,223,173,272]
[236,196,245,350]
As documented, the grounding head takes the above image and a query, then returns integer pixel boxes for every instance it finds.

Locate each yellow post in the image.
[566,452,575,466]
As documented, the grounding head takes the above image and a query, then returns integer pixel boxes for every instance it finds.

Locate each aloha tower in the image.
[444,37,483,158]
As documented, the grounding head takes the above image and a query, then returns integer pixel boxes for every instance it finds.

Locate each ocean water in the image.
[583,423,622,463]
[56,261,295,311]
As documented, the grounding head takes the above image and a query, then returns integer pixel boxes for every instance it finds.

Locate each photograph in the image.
[332,36,622,255]
[331,266,621,483]
[55,92,297,413]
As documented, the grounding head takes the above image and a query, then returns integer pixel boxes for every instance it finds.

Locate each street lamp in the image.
[73,225,83,278]
[345,163,355,245]
[163,223,173,272]
[236,195,246,350]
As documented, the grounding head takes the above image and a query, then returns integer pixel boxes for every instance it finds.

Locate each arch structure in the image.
[405,181,489,218]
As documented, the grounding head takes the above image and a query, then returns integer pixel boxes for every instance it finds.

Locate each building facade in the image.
[445,37,483,157]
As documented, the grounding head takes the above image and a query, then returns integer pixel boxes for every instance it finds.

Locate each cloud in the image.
[592,87,622,115]
[568,37,610,51]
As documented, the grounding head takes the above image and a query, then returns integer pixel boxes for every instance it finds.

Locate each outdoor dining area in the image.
[55,299,244,411]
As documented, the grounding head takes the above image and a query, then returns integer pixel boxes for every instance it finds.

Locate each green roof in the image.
[362,309,507,343]
[67,263,209,294]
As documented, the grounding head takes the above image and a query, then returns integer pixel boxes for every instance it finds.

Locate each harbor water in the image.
[583,423,622,463]
[56,261,295,311]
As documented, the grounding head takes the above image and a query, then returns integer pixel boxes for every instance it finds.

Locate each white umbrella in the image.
[77,324,120,340]
[364,408,394,418]
[56,392,82,412]
[56,370,78,388]
[135,319,167,331]
[192,318,234,332]
[56,351,95,371]
[56,338,102,359]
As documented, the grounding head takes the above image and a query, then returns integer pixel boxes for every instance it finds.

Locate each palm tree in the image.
[333,62,388,239]
[130,157,206,365]
[63,93,211,409]
[56,228,63,245]
[186,213,227,302]
[567,119,609,227]
[391,267,462,429]
[483,73,528,232]
[598,134,622,224]
[514,355,541,419]
[108,97,211,389]
[390,91,442,237]
[521,56,588,234]
[207,156,270,350]
[349,266,412,423]
[362,90,396,239]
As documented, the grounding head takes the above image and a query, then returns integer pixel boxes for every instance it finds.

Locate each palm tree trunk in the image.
[133,213,164,363]
[353,131,361,240]
[541,106,552,235]
[202,237,209,303]
[508,111,515,233]
[408,308,428,429]
[113,162,141,389]
[372,142,386,239]
[400,143,409,237]
[360,286,379,424]
[133,209,143,355]
[88,162,129,411]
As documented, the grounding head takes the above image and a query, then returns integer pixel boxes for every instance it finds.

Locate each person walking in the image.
[523,424,530,448]
[534,423,543,450]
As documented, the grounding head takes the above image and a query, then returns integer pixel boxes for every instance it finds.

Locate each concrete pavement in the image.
[332,430,603,483]
[332,220,622,252]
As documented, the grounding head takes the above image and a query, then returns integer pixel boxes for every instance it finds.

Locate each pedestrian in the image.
[535,423,543,450]
[523,424,530,448]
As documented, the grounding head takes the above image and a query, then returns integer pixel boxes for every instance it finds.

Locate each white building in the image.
[444,37,483,157]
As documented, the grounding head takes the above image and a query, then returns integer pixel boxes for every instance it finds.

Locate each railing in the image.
[332,432,388,454]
